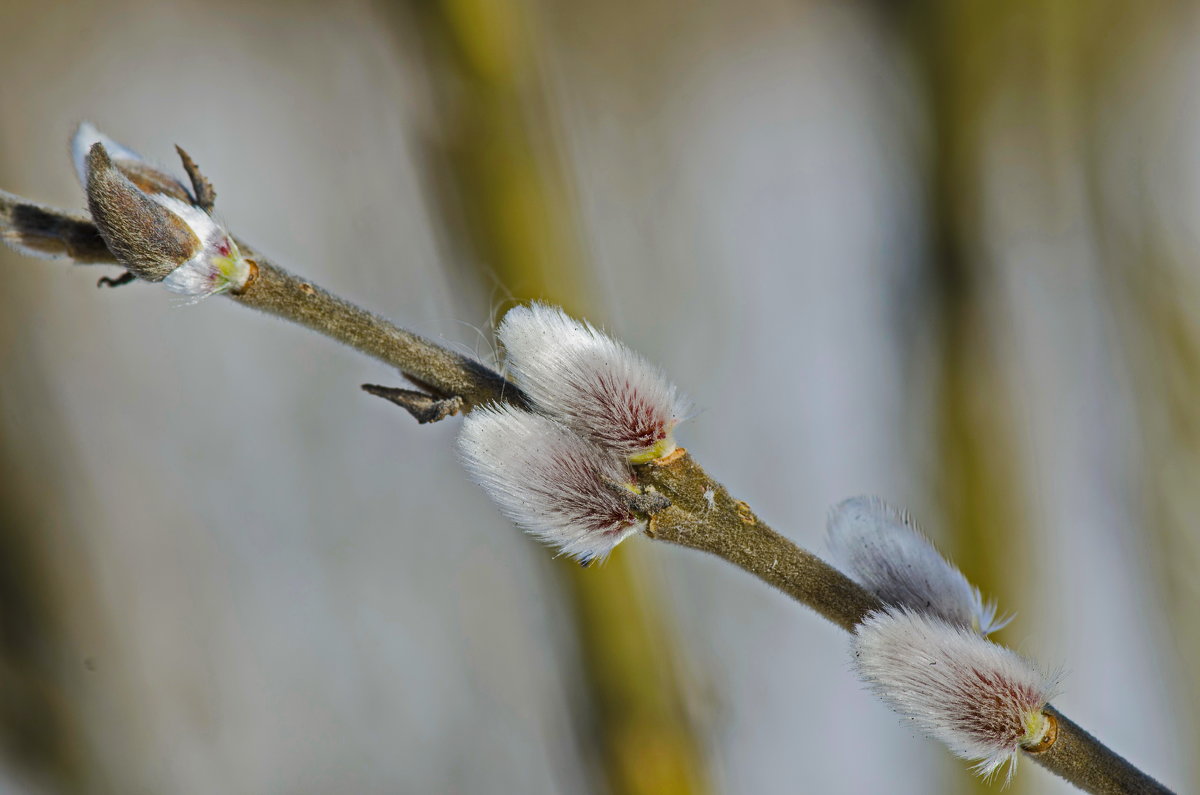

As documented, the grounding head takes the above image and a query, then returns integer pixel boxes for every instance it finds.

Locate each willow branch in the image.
[1,189,512,414]
[0,190,1170,794]
[636,449,880,630]
[635,449,1170,794]
[1032,707,1169,794]
[230,245,514,412]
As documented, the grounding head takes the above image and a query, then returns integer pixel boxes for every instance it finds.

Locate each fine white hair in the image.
[853,607,1059,783]
[152,195,250,299]
[71,121,148,189]
[457,403,645,564]
[498,303,688,462]
[827,496,1010,635]
[73,123,250,300]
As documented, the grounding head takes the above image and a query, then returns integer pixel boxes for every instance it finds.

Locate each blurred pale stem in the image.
[12,1,700,781]
[397,2,710,792]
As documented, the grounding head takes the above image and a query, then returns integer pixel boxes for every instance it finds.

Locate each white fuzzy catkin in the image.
[458,403,647,564]
[151,194,251,299]
[853,607,1060,783]
[72,122,149,189]
[827,496,1009,635]
[75,125,252,299]
[497,303,688,463]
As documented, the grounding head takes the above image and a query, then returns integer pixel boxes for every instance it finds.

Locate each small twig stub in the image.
[362,384,464,424]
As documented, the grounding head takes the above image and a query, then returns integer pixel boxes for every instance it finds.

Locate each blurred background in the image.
[0,0,1195,793]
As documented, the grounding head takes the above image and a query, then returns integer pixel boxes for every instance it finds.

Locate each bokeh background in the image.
[0,1,1195,793]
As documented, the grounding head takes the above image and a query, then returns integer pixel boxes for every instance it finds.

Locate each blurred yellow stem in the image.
[398,2,712,792]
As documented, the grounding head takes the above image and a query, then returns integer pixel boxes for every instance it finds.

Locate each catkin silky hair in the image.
[458,404,665,564]
[853,607,1059,783]
[828,496,1009,635]
[498,303,688,463]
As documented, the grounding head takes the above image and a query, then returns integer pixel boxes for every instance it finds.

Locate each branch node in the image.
[734,500,757,525]
[601,477,671,516]
[1021,710,1059,754]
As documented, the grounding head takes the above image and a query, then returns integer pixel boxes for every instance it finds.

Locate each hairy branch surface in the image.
[0,167,1171,795]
